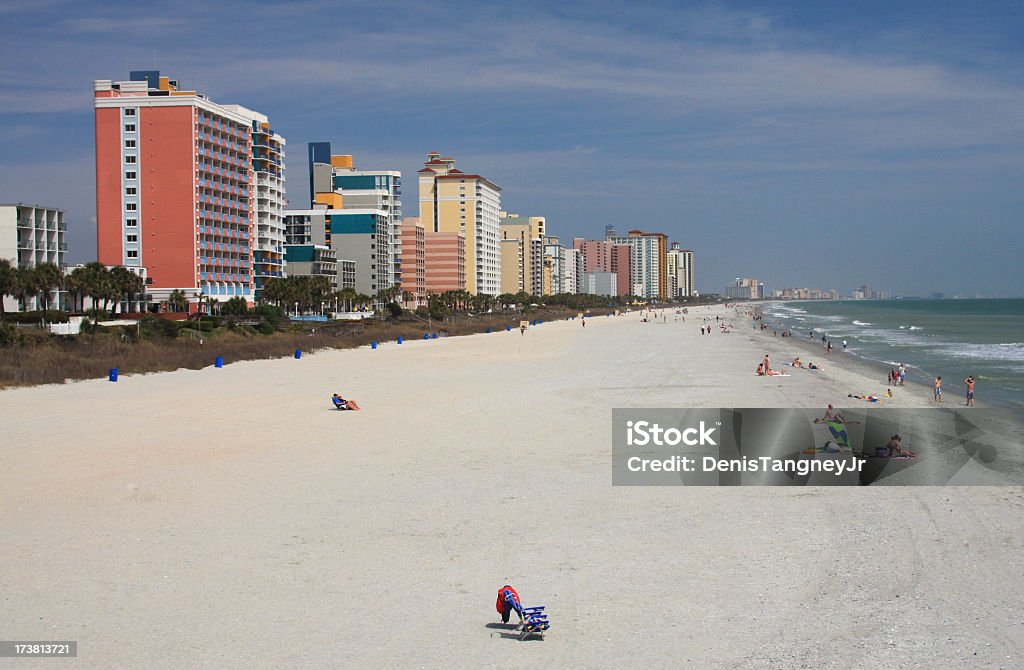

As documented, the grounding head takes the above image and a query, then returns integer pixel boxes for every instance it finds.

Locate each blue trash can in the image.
[424,333,430,339]
[371,340,377,349]
[215,356,223,368]
[432,332,438,339]
[397,336,403,344]
[486,327,492,333]
[294,349,302,359]
[108,368,118,382]
[507,325,511,332]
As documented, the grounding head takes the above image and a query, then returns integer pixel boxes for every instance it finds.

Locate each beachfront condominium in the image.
[667,243,695,298]
[418,152,501,295]
[308,144,401,290]
[399,217,426,305]
[423,230,466,294]
[540,236,580,295]
[584,272,618,297]
[499,212,546,296]
[0,203,67,312]
[284,203,382,296]
[573,238,632,297]
[94,71,282,307]
[725,278,764,299]
[607,230,669,300]
[227,109,286,300]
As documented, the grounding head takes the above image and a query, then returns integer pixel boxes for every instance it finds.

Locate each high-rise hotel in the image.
[93,70,285,306]
[418,153,501,295]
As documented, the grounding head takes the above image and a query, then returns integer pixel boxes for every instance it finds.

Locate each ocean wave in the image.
[909,326,923,331]
[852,320,874,326]
[932,343,1024,363]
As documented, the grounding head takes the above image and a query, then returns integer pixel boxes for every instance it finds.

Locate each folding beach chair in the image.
[517,605,550,640]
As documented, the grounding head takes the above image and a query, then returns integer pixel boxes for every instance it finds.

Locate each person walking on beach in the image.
[898,364,906,386]
[842,339,848,351]
[763,354,771,375]
[827,340,833,356]
[933,376,942,402]
[964,375,976,406]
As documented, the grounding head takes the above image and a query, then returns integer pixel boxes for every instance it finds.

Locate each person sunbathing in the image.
[756,363,766,376]
[791,357,803,367]
[807,362,822,370]
[848,393,879,402]
[885,434,916,458]
[332,393,361,411]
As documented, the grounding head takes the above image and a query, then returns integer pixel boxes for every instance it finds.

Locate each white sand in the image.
[2,305,1021,668]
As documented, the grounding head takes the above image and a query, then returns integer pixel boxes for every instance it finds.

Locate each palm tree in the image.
[33,262,63,322]
[167,289,188,313]
[109,266,141,315]
[221,296,249,316]
[14,266,38,313]
[64,266,84,314]
[0,258,15,318]
[336,287,357,312]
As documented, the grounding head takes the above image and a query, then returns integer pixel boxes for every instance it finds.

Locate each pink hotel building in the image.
[94,71,282,306]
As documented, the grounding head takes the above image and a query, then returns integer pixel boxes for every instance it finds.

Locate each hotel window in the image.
[126,234,138,243]
[125,155,136,164]
[125,124,136,132]
[126,203,137,211]
[125,139,136,148]
[125,187,137,195]
[126,218,137,227]
[126,250,138,259]
[125,171,136,180]
[124,108,136,116]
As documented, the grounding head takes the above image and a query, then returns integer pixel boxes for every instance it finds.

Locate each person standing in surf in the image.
[964,375,976,406]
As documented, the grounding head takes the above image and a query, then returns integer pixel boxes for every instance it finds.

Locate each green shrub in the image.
[140,316,180,339]
[2,310,70,324]
[0,322,17,347]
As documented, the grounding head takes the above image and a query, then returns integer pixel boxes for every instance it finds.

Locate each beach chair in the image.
[517,605,550,640]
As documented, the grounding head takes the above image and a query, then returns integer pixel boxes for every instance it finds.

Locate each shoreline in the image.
[753,302,1019,410]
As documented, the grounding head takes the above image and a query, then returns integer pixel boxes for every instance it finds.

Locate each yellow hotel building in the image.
[418,153,502,295]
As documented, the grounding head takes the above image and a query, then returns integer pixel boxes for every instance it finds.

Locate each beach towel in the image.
[823,420,851,451]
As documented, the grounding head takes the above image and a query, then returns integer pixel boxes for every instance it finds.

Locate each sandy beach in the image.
[2,305,1022,668]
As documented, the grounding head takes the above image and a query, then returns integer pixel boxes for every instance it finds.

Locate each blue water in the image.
[761,299,1024,409]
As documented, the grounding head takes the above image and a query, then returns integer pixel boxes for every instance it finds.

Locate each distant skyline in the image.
[1,0,1022,296]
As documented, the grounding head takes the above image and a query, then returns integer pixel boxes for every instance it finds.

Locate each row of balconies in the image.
[199,272,250,282]
[198,164,247,184]
[199,225,250,239]
[194,136,246,156]
[17,240,67,251]
[199,258,250,269]
[16,220,66,231]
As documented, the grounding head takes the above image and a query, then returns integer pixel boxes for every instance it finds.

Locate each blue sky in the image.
[1,0,1022,296]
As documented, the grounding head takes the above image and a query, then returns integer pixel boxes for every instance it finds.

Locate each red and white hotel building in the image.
[94,70,285,307]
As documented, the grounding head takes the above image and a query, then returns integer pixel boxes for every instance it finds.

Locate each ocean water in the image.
[761,299,1024,409]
